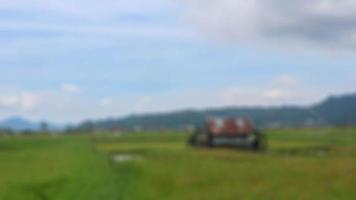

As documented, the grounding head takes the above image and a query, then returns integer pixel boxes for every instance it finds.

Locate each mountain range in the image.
[0,117,63,132]
[76,92,356,131]
[1,92,356,132]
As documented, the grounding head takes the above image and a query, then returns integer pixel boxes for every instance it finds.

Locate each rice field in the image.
[0,128,356,199]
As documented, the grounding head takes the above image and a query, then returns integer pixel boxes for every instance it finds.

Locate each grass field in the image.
[0,128,356,199]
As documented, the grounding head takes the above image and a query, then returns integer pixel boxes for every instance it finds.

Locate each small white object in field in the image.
[112,154,142,163]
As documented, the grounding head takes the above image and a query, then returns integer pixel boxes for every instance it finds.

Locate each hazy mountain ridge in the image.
[2,93,355,132]
[0,117,63,132]
[0,117,38,131]
[76,92,356,131]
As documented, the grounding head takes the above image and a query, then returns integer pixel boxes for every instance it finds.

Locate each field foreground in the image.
[0,128,356,199]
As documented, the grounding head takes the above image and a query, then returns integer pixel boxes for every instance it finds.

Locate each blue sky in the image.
[0,0,356,123]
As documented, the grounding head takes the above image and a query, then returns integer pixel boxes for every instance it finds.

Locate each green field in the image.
[0,128,356,199]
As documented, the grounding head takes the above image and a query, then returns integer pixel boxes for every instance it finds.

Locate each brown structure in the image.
[189,118,266,150]
[207,118,253,136]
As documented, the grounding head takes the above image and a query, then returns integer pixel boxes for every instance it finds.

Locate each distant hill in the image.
[0,117,63,132]
[75,92,356,131]
[0,117,38,131]
[314,94,356,126]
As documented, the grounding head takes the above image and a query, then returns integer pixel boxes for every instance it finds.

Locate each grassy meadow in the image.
[0,128,356,199]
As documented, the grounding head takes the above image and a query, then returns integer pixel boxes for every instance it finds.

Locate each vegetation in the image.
[0,135,121,200]
[1,128,356,199]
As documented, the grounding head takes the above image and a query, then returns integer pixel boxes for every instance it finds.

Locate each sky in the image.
[0,0,356,123]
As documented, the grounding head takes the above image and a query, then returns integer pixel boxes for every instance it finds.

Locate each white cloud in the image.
[0,95,18,108]
[134,96,153,113]
[263,89,291,99]
[99,98,114,107]
[0,0,171,18]
[60,83,80,93]
[223,88,258,105]
[274,75,299,86]
[222,75,300,105]
[352,73,356,81]
[0,0,193,43]
[181,0,356,50]
[20,92,39,110]
[0,92,39,111]
[222,87,296,106]
[0,22,194,39]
